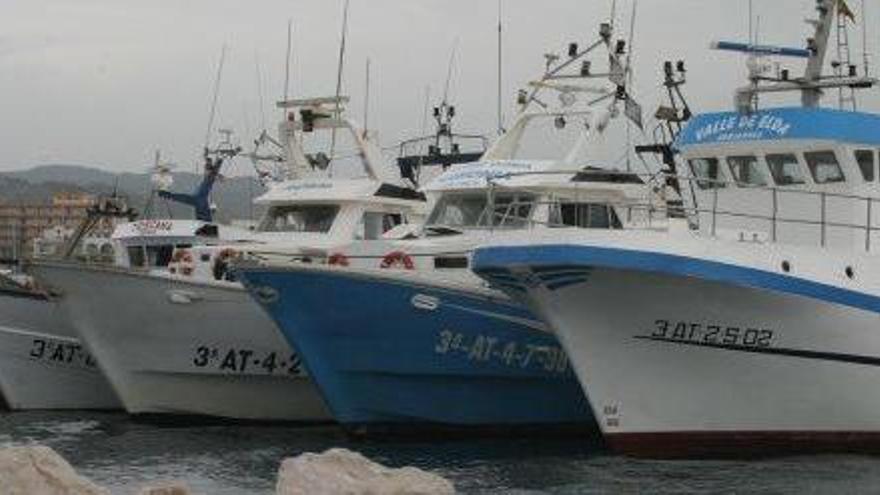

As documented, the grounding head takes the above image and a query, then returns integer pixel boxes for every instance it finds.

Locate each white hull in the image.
[32,263,330,421]
[0,291,119,410]
[474,230,880,457]
[537,268,880,456]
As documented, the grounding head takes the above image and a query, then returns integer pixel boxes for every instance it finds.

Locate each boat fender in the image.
[171,249,195,276]
[380,251,415,270]
[327,253,350,267]
[213,248,240,281]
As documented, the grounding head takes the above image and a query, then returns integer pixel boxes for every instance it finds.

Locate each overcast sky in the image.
[1,0,878,174]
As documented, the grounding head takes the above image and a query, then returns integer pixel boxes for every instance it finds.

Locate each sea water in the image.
[0,411,877,494]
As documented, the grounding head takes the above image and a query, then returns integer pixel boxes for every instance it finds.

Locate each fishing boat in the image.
[0,198,136,410]
[235,21,648,433]
[471,0,880,457]
[32,97,425,421]
[0,270,120,410]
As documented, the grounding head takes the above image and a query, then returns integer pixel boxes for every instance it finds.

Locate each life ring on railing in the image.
[170,249,195,276]
[327,253,350,267]
[213,248,241,281]
[380,251,415,270]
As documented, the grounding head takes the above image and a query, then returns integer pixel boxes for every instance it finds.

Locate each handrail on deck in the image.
[482,168,880,252]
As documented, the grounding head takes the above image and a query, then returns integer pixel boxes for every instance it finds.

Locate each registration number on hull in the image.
[434,330,570,374]
[648,319,775,348]
[192,346,305,376]
[29,339,98,370]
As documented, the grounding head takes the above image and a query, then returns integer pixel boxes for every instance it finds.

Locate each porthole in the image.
[781,261,791,273]
[845,266,855,280]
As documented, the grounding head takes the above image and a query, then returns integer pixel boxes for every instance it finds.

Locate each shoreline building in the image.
[0,192,119,262]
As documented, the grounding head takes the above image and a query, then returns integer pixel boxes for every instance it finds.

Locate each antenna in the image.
[255,50,267,130]
[862,0,870,76]
[625,0,638,172]
[420,85,431,135]
[418,85,431,164]
[442,39,459,105]
[363,58,371,136]
[204,43,228,170]
[329,0,350,165]
[748,0,754,46]
[496,0,504,135]
[609,0,618,29]
[283,19,293,107]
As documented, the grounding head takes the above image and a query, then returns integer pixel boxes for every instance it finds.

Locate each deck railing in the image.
[482,169,880,252]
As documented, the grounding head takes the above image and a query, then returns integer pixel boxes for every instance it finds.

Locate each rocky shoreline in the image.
[0,445,455,495]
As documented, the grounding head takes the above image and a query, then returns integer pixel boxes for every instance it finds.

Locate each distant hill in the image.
[0,164,266,223]
[6,164,119,185]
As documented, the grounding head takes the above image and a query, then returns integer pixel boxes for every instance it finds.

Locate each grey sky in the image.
[1,0,878,174]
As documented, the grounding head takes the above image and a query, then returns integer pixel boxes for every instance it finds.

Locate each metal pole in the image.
[496,0,504,135]
[771,188,778,242]
[867,197,872,251]
[487,180,496,232]
[820,192,827,247]
[711,186,719,237]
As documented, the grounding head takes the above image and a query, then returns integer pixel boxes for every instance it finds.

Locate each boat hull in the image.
[474,242,880,457]
[31,262,330,421]
[0,289,119,410]
[238,265,595,433]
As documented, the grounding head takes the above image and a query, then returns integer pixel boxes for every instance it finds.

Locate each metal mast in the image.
[834,6,857,110]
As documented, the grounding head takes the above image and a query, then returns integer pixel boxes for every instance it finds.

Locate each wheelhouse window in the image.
[126,245,174,268]
[147,245,175,267]
[855,150,875,182]
[127,246,145,267]
[551,203,623,229]
[805,151,845,184]
[766,153,806,186]
[727,155,768,187]
[259,205,340,233]
[358,212,404,240]
[688,158,726,189]
[426,192,535,229]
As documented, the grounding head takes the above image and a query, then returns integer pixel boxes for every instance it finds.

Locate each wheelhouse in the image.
[676,107,880,251]
[111,220,254,271]
[421,160,657,237]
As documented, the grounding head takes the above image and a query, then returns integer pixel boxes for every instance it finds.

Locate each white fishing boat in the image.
[472,0,880,457]
[32,97,426,420]
[0,272,120,410]
[0,198,136,411]
[235,22,656,432]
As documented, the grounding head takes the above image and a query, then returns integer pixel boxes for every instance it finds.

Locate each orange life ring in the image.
[171,249,194,263]
[380,251,415,270]
[327,253,350,267]
[171,249,195,276]
[213,248,241,281]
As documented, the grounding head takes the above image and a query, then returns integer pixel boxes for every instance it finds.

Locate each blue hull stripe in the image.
[472,245,880,314]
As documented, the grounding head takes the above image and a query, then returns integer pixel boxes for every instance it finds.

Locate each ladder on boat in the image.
[835,8,858,110]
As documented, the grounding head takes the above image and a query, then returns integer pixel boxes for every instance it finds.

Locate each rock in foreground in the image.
[0,445,109,495]
[276,448,455,495]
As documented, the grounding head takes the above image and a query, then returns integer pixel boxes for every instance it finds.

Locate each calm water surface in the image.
[1,411,879,494]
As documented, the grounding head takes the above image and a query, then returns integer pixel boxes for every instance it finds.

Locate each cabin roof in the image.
[254,177,422,206]
[675,107,880,150]
[423,160,643,194]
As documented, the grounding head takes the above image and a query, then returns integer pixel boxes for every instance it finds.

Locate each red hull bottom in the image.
[607,431,880,459]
